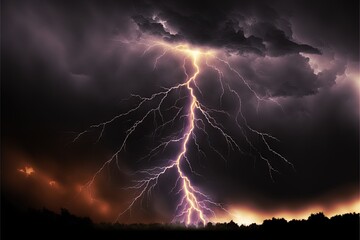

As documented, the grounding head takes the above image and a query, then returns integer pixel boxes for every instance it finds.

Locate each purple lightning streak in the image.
[73,38,292,225]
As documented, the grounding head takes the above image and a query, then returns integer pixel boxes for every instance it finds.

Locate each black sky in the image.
[1,0,359,223]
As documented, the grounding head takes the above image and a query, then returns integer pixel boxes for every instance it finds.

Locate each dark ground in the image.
[1,198,359,240]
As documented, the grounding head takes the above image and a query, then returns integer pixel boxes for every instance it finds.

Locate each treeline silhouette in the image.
[2,200,359,239]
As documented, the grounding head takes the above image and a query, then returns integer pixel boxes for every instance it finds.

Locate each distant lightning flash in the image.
[74,38,292,225]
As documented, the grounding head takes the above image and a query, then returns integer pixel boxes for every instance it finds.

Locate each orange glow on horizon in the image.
[212,196,360,225]
[77,184,111,216]
[7,149,359,225]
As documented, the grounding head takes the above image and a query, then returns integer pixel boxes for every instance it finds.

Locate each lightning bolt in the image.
[74,38,292,225]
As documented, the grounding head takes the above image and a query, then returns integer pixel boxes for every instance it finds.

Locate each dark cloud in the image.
[250,55,319,97]
[282,0,359,61]
[234,54,348,98]
[131,1,320,56]
[132,15,184,42]
[316,59,347,88]
[250,22,320,56]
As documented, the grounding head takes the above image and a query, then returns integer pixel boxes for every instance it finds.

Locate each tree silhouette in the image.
[1,199,359,240]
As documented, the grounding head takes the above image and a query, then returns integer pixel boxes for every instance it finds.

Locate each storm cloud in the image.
[131,1,321,56]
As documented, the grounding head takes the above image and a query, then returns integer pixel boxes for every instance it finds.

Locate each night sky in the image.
[2,0,359,225]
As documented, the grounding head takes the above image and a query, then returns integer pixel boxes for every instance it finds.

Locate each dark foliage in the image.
[1,199,359,240]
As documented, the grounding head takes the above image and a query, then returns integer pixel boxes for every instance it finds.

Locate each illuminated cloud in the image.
[18,166,35,176]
